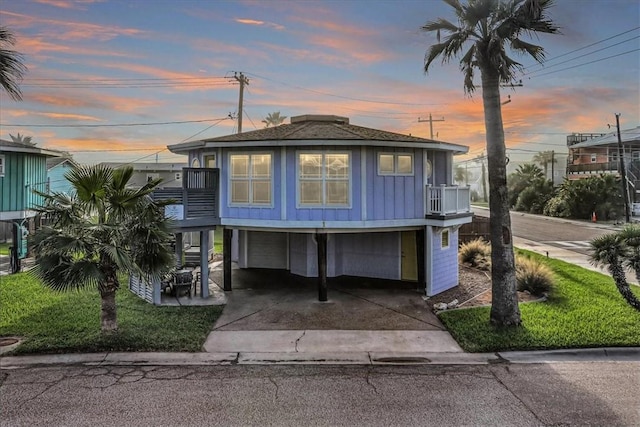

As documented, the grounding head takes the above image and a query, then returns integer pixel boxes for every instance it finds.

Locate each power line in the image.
[24,76,228,82]
[522,26,640,71]
[527,48,640,78]
[1,117,233,128]
[523,35,640,77]
[244,71,449,106]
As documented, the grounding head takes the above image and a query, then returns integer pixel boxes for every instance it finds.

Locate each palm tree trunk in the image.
[99,282,118,332]
[481,68,521,327]
[610,262,640,311]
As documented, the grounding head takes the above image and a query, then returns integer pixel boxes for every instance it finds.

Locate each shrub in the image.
[459,238,491,270]
[515,256,555,296]
[543,195,570,218]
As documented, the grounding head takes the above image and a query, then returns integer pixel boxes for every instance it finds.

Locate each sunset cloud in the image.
[235,18,285,31]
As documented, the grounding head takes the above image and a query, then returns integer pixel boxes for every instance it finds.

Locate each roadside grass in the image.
[0,242,9,256]
[214,230,223,253]
[439,251,640,352]
[0,272,222,355]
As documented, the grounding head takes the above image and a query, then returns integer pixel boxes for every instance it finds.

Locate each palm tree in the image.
[508,163,545,207]
[532,150,556,179]
[590,229,640,311]
[262,111,287,128]
[454,164,470,185]
[423,0,559,326]
[9,133,34,145]
[31,165,175,332]
[0,26,27,101]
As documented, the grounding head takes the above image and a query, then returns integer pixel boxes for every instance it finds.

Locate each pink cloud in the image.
[235,18,285,31]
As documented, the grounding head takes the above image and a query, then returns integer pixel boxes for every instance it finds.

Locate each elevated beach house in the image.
[139,115,472,303]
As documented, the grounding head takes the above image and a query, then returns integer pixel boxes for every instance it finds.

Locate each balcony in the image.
[425,185,472,223]
[152,168,220,230]
[567,161,619,175]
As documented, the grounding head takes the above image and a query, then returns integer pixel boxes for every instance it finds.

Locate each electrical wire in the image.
[527,48,640,79]
[1,117,233,128]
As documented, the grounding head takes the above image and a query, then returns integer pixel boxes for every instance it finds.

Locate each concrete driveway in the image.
[210,267,444,331]
[205,267,463,355]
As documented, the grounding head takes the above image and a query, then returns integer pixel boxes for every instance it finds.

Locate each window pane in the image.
[326,180,348,205]
[231,180,249,203]
[379,154,394,174]
[300,154,322,178]
[300,181,322,204]
[252,180,271,204]
[441,230,449,248]
[397,155,413,174]
[231,155,249,178]
[252,154,271,178]
[326,154,349,178]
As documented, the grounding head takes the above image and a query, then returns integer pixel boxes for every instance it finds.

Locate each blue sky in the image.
[1,0,639,165]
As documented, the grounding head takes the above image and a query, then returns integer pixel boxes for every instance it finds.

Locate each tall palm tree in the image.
[0,26,27,101]
[262,111,287,128]
[31,165,175,332]
[423,0,559,326]
[532,150,556,179]
[590,229,640,311]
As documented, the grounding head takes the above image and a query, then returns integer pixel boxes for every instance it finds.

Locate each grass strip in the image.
[439,251,640,352]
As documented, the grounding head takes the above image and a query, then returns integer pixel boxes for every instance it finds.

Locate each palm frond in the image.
[421,18,460,34]
[590,233,625,267]
[510,38,545,62]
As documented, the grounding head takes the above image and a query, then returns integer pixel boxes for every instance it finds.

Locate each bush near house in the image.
[459,238,491,270]
[515,254,555,296]
[543,175,624,221]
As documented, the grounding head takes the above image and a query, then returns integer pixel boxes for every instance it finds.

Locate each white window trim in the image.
[203,153,217,168]
[228,152,274,208]
[440,228,450,249]
[377,152,414,176]
[296,150,352,208]
[0,154,4,177]
[590,153,597,163]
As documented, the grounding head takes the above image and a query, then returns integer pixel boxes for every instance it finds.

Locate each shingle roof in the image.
[570,126,640,149]
[168,115,468,153]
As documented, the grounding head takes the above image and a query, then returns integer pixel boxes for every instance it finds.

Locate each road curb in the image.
[2,348,638,369]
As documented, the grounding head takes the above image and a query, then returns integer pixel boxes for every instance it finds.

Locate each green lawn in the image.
[0,242,9,256]
[0,272,223,355]
[439,252,640,352]
[214,229,223,253]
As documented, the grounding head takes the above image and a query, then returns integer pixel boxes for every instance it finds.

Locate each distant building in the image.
[46,153,76,195]
[566,127,640,199]
[97,162,186,189]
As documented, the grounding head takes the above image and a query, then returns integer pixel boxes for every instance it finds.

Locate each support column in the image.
[223,228,232,291]
[416,228,426,292]
[316,233,327,302]
[174,232,183,268]
[200,230,210,298]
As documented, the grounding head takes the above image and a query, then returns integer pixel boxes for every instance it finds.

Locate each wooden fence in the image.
[458,215,491,245]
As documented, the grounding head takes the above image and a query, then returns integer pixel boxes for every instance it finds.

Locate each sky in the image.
[1,0,639,167]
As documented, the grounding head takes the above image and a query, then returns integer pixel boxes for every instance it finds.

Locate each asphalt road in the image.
[1,363,638,426]
[472,208,613,255]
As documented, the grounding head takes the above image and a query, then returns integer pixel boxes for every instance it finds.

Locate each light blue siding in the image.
[367,148,424,220]
[429,228,459,295]
[47,162,75,195]
[220,147,282,220]
[285,146,361,222]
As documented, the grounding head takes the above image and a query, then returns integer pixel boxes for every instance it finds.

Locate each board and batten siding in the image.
[366,148,424,221]
[0,152,47,213]
[47,162,74,195]
[285,146,362,222]
[220,147,283,221]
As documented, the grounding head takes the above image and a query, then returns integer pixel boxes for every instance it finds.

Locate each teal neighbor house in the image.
[0,138,61,222]
[139,115,472,303]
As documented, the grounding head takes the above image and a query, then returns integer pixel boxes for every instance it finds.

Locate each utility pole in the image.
[418,114,445,139]
[233,72,249,134]
[615,113,630,223]
[551,150,555,185]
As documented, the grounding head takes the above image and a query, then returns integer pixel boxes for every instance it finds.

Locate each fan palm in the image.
[590,230,640,311]
[423,0,559,326]
[0,26,27,101]
[532,150,556,178]
[262,111,287,128]
[31,165,175,332]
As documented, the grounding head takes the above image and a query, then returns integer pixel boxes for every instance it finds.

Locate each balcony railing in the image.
[567,161,618,174]
[426,185,471,216]
[152,168,219,225]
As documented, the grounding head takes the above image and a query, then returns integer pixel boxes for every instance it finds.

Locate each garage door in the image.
[247,231,288,269]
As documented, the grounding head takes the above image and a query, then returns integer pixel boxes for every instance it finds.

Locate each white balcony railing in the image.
[426,185,471,216]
